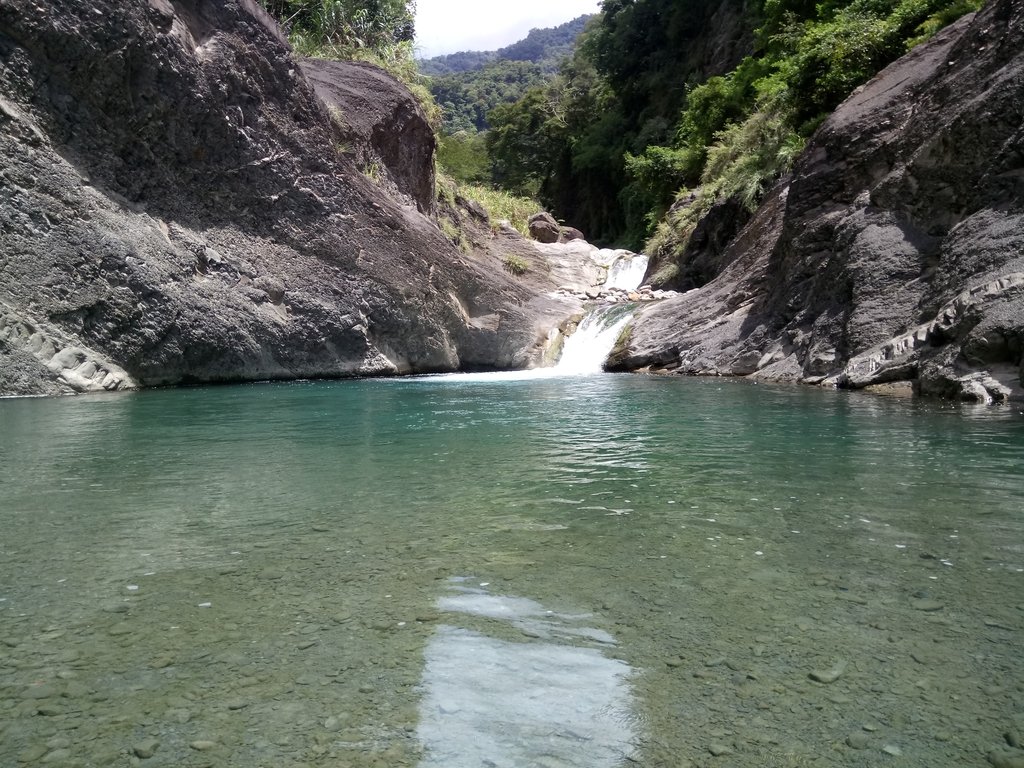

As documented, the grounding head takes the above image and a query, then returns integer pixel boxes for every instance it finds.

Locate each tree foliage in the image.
[431,61,547,134]
[485,0,981,248]
[422,16,593,134]
[418,16,593,76]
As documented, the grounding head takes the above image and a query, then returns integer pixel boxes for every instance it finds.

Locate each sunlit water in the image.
[1,376,1023,767]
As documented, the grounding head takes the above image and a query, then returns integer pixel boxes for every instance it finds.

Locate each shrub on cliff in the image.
[260,0,414,54]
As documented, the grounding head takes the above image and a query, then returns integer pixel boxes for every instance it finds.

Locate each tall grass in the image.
[457,183,540,236]
[261,0,440,126]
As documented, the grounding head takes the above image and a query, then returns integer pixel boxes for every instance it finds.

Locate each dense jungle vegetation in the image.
[260,0,982,258]
[484,0,983,254]
[422,16,592,134]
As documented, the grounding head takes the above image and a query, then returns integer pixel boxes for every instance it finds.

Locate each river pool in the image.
[1,374,1023,767]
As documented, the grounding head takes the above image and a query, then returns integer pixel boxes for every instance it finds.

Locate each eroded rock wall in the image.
[616,0,1024,402]
[0,0,560,396]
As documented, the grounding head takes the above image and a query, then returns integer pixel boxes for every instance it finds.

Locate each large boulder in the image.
[614,0,1024,402]
[528,212,562,244]
[0,0,571,396]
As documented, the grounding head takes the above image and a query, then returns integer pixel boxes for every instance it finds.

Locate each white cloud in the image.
[415,0,601,58]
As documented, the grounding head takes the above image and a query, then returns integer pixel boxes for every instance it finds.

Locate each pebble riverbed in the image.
[2,376,1023,767]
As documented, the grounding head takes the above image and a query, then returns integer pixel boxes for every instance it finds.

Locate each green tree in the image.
[486,87,565,197]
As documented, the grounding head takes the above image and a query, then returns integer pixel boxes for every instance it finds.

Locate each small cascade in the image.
[554,305,636,375]
[548,249,648,374]
[602,253,650,292]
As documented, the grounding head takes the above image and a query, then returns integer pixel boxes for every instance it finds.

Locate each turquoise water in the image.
[1,375,1023,767]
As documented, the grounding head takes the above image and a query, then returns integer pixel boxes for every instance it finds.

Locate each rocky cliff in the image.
[614,0,1024,403]
[0,0,580,396]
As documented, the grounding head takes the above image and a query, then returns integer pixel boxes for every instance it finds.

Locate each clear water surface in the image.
[1,374,1023,767]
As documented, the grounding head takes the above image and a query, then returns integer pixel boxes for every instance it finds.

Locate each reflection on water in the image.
[418,579,637,767]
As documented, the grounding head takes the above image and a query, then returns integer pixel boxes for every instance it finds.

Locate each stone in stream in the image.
[990,749,1024,768]
[809,660,848,684]
[911,597,945,612]
[19,745,48,763]
[846,732,871,750]
[132,738,160,759]
[23,683,60,699]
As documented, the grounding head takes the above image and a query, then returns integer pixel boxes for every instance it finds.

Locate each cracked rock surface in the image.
[0,0,572,396]
[616,0,1024,402]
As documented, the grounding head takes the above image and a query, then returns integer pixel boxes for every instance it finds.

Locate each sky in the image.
[415,0,602,58]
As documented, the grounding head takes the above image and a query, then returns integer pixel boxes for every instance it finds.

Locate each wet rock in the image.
[809,660,848,684]
[990,749,1024,768]
[708,743,734,756]
[23,683,59,699]
[190,740,219,751]
[18,745,48,763]
[911,598,945,612]
[132,738,159,759]
[846,733,871,750]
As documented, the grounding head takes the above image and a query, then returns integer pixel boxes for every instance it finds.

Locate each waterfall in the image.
[411,248,650,382]
[602,253,650,292]
[554,305,635,375]
[550,249,648,374]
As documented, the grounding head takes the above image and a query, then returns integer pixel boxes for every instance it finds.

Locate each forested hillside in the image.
[422,15,593,134]
[484,0,983,250]
[257,0,984,256]
[418,15,592,75]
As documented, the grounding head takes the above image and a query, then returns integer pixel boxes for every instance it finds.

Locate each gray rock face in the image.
[299,58,436,216]
[615,0,1024,402]
[0,0,563,396]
